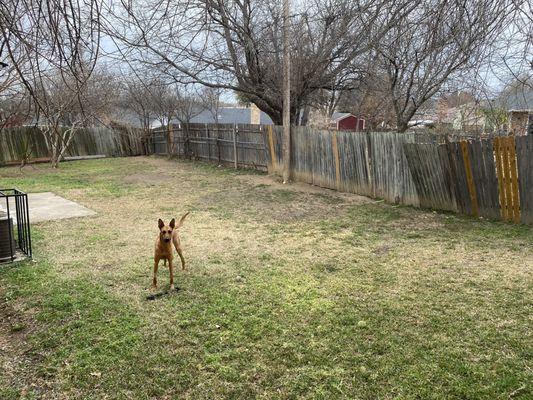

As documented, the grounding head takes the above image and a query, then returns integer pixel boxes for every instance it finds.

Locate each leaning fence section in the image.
[266,127,532,224]
[151,123,268,170]
[268,126,420,206]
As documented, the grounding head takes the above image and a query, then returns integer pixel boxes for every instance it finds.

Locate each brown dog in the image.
[153,212,189,291]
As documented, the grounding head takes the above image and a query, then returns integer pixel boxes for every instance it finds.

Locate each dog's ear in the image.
[158,219,165,230]
[169,218,176,229]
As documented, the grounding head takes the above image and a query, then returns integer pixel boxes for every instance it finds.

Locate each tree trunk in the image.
[397,119,409,133]
[184,122,191,159]
[50,132,60,168]
[50,149,59,168]
[299,106,310,126]
[166,124,173,158]
[282,0,291,183]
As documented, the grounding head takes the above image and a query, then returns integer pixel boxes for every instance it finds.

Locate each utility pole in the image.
[282,0,291,183]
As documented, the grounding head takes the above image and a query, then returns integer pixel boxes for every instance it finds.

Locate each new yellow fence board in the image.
[507,136,521,223]
[460,141,479,217]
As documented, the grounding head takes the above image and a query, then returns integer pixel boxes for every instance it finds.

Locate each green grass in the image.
[0,157,531,399]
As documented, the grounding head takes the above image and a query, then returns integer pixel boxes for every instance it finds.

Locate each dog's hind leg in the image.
[176,248,186,270]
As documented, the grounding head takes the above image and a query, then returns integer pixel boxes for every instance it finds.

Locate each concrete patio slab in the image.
[1,192,96,223]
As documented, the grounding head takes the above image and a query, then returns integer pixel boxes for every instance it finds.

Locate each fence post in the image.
[217,128,221,164]
[183,123,190,159]
[267,125,276,173]
[331,131,341,190]
[507,136,520,223]
[460,140,479,217]
[366,132,375,197]
[206,124,211,161]
[233,124,238,169]
[170,126,174,156]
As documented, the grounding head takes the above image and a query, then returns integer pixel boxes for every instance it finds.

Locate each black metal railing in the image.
[0,189,32,262]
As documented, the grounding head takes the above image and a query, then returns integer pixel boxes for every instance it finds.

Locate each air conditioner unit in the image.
[0,214,16,262]
[0,189,32,263]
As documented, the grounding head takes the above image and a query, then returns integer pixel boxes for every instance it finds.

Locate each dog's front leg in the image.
[152,258,159,289]
[169,257,175,291]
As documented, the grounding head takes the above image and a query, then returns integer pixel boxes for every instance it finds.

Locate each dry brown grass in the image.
[1,156,532,399]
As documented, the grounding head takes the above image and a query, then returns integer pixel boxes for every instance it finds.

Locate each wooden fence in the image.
[402,136,533,223]
[267,126,420,206]
[151,123,267,169]
[3,123,529,224]
[266,126,533,224]
[0,126,145,165]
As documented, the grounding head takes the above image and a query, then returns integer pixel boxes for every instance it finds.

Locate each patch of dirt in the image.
[193,172,374,224]
[122,173,175,186]
[372,244,393,255]
[0,163,54,178]
[236,173,371,205]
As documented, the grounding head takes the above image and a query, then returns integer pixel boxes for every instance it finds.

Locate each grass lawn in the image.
[0,156,531,399]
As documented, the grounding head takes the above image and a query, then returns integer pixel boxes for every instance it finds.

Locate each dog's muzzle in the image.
[164,238,171,243]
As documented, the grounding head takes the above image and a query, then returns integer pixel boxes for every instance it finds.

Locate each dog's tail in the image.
[176,212,189,228]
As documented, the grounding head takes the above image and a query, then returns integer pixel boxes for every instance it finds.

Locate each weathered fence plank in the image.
[0,126,144,165]
[336,131,372,196]
[331,132,341,190]
[403,143,456,211]
[516,135,533,224]
[448,141,473,215]
[467,140,500,220]
[461,141,479,217]
[507,137,521,223]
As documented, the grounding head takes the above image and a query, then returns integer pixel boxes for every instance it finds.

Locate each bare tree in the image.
[0,0,101,167]
[202,87,222,125]
[175,87,204,126]
[492,1,532,90]
[146,80,178,157]
[121,76,159,154]
[124,82,156,132]
[174,86,204,157]
[0,2,30,130]
[145,81,204,158]
[282,0,291,182]
[335,73,396,130]
[106,0,414,125]
[0,94,30,129]
[376,0,513,132]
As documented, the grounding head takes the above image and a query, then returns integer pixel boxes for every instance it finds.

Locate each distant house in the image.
[329,112,365,131]
[508,110,532,135]
[497,85,533,135]
[451,104,487,132]
[408,106,439,129]
[151,104,273,128]
[408,119,436,129]
[191,105,273,125]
